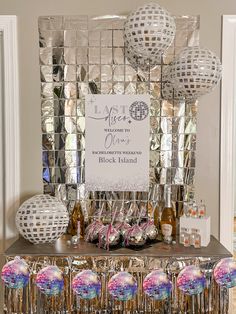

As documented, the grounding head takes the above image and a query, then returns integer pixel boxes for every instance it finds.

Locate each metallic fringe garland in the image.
[4,256,229,314]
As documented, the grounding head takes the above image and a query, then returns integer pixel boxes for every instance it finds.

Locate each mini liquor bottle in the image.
[198,200,206,218]
[191,202,198,218]
[194,230,201,248]
[190,228,196,246]
[183,228,191,247]
[180,227,187,244]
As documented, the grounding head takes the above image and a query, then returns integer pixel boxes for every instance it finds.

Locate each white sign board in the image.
[85,95,150,191]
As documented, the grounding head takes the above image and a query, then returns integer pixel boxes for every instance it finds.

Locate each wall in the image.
[1,0,236,239]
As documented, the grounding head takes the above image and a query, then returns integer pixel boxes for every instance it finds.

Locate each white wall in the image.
[1,0,236,238]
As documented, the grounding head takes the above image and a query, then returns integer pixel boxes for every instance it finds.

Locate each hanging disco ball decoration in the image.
[72,270,101,299]
[143,270,172,300]
[108,271,138,301]
[15,194,69,244]
[177,265,206,295]
[36,265,64,296]
[214,258,236,288]
[1,257,30,289]
[124,3,176,61]
[163,46,222,100]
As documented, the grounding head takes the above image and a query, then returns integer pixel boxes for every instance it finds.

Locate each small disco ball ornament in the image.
[214,258,236,288]
[98,224,120,250]
[15,194,69,244]
[143,270,172,300]
[72,270,101,299]
[140,221,158,241]
[85,221,104,243]
[108,271,138,301]
[124,3,176,60]
[36,266,64,296]
[124,225,147,247]
[165,46,222,100]
[177,265,206,295]
[1,257,30,289]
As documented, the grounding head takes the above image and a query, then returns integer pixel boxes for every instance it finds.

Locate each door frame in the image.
[220,15,236,254]
[0,16,19,252]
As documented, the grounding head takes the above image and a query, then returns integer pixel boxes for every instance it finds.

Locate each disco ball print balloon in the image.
[177,265,206,295]
[36,266,64,295]
[72,270,101,299]
[143,270,172,300]
[1,257,29,289]
[214,258,236,288]
[108,271,138,301]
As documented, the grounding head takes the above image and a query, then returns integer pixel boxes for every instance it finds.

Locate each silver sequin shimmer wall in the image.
[39,15,199,221]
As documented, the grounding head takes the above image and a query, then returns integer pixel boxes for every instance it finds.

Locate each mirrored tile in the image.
[43,183,55,195]
[137,82,149,94]
[89,47,100,64]
[113,30,124,46]
[39,47,53,65]
[77,100,85,116]
[160,117,172,134]
[113,82,124,94]
[77,117,85,133]
[77,30,89,46]
[150,134,160,151]
[42,134,55,150]
[43,167,55,183]
[150,83,161,98]
[184,134,196,150]
[53,82,64,98]
[150,66,161,82]
[65,167,77,183]
[64,65,76,81]
[55,151,66,167]
[64,82,77,98]
[125,65,137,82]
[77,47,88,64]
[77,150,85,167]
[174,100,186,117]
[66,184,77,200]
[64,99,77,116]
[77,65,88,82]
[39,30,53,47]
[185,117,197,134]
[101,65,112,82]
[150,116,160,132]
[172,168,184,184]
[65,150,78,167]
[113,65,124,82]
[54,168,66,183]
[101,30,112,47]
[41,83,53,98]
[77,82,89,97]
[150,100,161,117]
[172,117,185,134]
[101,48,112,64]
[114,48,125,64]
[52,48,65,64]
[64,47,76,64]
[160,151,172,167]
[54,184,67,201]
[42,99,54,116]
[41,66,53,82]
[89,65,100,82]
[64,30,77,47]
[184,151,196,168]
[89,30,100,46]
[125,82,136,95]
[184,168,195,185]
[53,65,64,82]
[42,117,54,133]
[150,151,160,168]
[101,82,113,94]
[65,134,77,150]
[64,16,88,30]
[172,151,184,168]
[54,134,66,150]
[161,100,174,117]
[160,134,172,151]
[77,134,85,150]
[42,151,54,167]
[172,134,185,151]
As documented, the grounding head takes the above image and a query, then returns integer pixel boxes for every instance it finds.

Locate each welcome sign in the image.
[85,95,150,191]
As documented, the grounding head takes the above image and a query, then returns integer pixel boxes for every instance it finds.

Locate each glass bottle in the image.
[194,230,201,248]
[183,228,191,247]
[180,227,187,244]
[160,185,176,238]
[190,228,196,246]
[191,201,198,218]
[68,201,85,238]
[198,200,206,218]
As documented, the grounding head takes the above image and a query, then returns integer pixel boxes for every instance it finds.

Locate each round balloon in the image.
[143,270,172,300]
[72,270,101,299]
[36,266,64,295]
[214,258,236,288]
[108,271,138,301]
[177,265,206,295]
[1,257,29,289]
